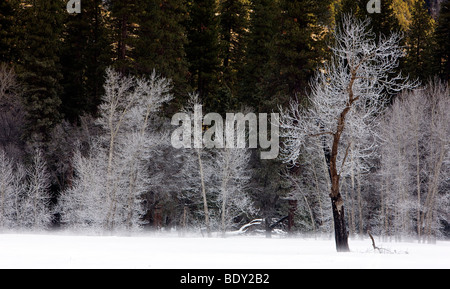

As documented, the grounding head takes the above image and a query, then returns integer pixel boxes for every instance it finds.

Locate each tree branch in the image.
[338,141,352,177]
[308,131,334,138]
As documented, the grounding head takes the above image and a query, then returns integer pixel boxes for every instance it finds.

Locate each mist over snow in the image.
[0,232,448,269]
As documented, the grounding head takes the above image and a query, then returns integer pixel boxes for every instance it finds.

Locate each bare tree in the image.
[378,80,449,241]
[280,15,415,252]
[214,144,254,234]
[420,81,449,242]
[175,94,213,235]
[59,68,172,232]
[21,149,52,230]
[0,149,18,229]
[58,141,109,231]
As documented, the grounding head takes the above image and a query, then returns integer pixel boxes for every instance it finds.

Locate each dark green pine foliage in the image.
[133,0,190,110]
[268,0,332,106]
[404,0,436,82]
[60,0,112,122]
[357,0,402,39]
[218,0,249,110]
[354,0,403,104]
[435,0,450,82]
[107,0,139,74]
[334,0,362,26]
[17,0,65,139]
[0,0,19,63]
[185,0,222,112]
[336,0,402,39]
[239,0,280,112]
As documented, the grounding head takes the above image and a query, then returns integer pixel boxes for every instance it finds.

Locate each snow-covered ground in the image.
[0,232,448,269]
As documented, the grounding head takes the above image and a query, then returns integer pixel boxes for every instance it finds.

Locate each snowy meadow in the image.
[0,232,448,269]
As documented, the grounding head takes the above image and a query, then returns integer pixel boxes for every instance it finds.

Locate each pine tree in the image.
[133,0,190,109]
[17,0,65,139]
[354,0,404,104]
[404,0,436,82]
[218,0,249,108]
[357,0,402,39]
[435,0,450,81]
[107,0,138,74]
[335,0,361,26]
[185,0,221,112]
[0,0,19,63]
[267,0,332,105]
[239,0,280,112]
[392,0,416,30]
[60,0,112,122]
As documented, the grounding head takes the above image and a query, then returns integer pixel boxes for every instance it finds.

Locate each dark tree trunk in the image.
[322,123,350,252]
[265,217,272,238]
[331,193,350,252]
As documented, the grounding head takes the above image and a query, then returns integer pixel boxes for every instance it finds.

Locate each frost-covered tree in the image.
[0,146,53,231]
[282,140,333,236]
[378,80,449,241]
[176,144,215,233]
[378,99,414,238]
[0,150,20,229]
[280,15,415,252]
[21,149,52,230]
[173,94,214,234]
[59,68,172,232]
[58,142,108,231]
[214,144,254,234]
[98,68,172,231]
[421,81,449,242]
[171,94,256,234]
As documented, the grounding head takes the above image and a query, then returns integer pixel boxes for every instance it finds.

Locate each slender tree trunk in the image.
[423,140,445,241]
[106,127,116,230]
[349,142,356,236]
[197,148,210,236]
[265,217,272,238]
[381,176,386,240]
[0,184,4,227]
[312,163,324,228]
[357,169,363,236]
[414,129,421,240]
[350,177,356,236]
[221,191,227,235]
[220,150,231,235]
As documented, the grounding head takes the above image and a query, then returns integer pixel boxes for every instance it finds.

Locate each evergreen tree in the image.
[404,0,436,82]
[239,0,280,112]
[17,0,65,139]
[133,0,190,109]
[435,0,450,81]
[392,0,416,30]
[107,0,138,74]
[265,0,332,107]
[357,0,402,39]
[218,0,249,108]
[185,0,221,112]
[335,0,361,26]
[0,0,19,63]
[60,0,112,121]
[352,0,404,104]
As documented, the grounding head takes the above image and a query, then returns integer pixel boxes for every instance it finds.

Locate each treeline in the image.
[0,0,449,237]
[2,1,448,130]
